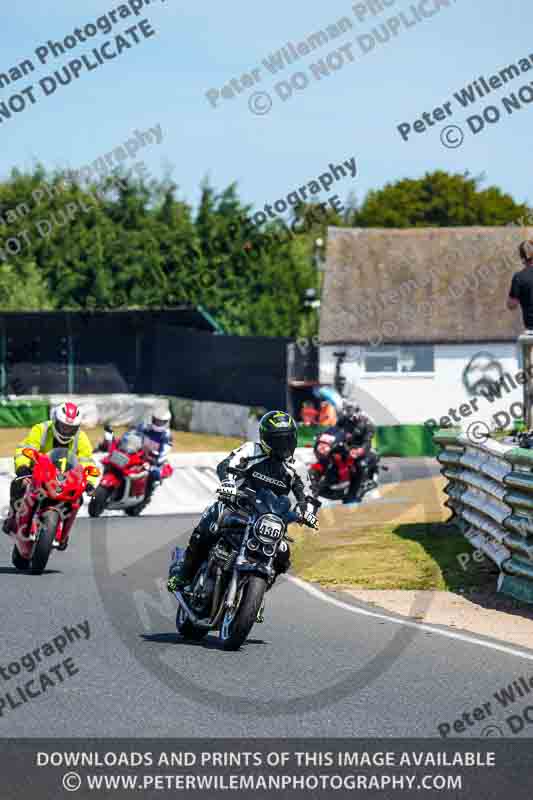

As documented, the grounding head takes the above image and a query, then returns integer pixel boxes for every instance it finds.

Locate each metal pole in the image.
[135,324,143,393]
[0,317,5,396]
[518,332,533,429]
[66,313,74,394]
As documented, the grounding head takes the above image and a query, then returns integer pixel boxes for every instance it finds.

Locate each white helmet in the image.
[151,407,171,432]
[53,401,82,445]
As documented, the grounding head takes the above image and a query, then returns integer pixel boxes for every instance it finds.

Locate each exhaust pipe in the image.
[174,592,214,630]
[174,592,199,624]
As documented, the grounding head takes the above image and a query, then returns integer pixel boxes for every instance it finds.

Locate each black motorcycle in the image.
[170,487,316,651]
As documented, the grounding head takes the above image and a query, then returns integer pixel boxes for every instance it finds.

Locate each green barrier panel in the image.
[297,424,440,457]
[375,425,440,457]
[297,425,323,448]
[0,401,49,428]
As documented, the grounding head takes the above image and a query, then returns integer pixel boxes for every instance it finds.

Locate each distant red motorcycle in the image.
[309,429,383,502]
[11,446,100,574]
[88,431,172,517]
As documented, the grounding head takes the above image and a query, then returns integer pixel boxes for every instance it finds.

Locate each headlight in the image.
[254,514,284,544]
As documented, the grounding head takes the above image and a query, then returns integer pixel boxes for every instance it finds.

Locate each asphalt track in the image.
[1,460,533,739]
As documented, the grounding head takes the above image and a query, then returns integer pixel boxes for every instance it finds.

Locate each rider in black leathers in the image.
[337,403,378,503]
[167,411,319,591]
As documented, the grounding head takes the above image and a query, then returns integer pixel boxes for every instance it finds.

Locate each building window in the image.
[363,345,434,374]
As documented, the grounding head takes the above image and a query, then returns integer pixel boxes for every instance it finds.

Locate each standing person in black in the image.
[507,241,533,329]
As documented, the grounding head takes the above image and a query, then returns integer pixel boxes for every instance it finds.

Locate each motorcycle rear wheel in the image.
[31,510,59,575]
[88,485,111,518]
[220,575,267,651]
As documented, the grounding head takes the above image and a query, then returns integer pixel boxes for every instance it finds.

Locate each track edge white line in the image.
[287,575,533,662]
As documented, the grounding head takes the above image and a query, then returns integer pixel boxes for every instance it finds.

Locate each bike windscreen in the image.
[118,431,144,454]
[47,447,78,472]
[255,488,290,517]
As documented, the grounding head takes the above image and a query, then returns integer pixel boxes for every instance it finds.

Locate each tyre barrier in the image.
[435,428,533,604]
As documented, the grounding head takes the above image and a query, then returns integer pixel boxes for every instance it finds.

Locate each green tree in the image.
[0,165,528,338]
[353,170,530,227]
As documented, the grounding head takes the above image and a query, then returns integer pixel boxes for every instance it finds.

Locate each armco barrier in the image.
[434,428,533,604]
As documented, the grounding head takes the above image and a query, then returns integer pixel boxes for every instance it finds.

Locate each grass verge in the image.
[291,518,497,593]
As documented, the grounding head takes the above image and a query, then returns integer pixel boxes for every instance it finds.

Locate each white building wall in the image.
[320,342,523,429]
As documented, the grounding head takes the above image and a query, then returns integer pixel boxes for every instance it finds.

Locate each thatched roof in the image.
[319,227,533,345]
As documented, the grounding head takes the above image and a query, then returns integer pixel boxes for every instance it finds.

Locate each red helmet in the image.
[53,402,81,445]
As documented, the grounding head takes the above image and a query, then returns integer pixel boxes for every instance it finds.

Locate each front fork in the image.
[225,524,274,621]
[225,522,253,611]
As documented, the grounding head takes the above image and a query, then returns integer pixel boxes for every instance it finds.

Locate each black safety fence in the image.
[0,311,290,407]
[153,326,289,408]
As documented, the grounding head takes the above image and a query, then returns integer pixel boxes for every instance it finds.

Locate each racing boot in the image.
[167,536,205,592]
[2,500,17,535]
[2,513,14,536]
[256,599,265,624]
[343,479,362,504]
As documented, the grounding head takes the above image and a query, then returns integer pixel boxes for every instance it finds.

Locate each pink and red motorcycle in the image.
[10,446,100,574]
[88,430,172,518]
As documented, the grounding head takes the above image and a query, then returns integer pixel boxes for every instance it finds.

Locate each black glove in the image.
[85,483,96,496]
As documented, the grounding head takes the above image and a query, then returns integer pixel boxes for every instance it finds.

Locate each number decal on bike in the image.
[256,515,284,542]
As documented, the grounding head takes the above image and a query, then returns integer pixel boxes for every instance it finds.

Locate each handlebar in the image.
[227,488,317,530]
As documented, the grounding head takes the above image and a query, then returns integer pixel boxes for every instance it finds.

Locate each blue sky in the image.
[1,0,531,216]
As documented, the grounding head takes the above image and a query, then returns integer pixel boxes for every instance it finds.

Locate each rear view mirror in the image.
[21,447,38,462]
[85,465,100,478]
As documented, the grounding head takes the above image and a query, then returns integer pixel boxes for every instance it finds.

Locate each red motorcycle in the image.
[309,429,383,502]
[88,430,172,517]
[11,446,100,574]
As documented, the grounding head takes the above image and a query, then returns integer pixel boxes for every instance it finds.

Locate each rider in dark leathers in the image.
[167,411,319,590]
[337,403,378,503]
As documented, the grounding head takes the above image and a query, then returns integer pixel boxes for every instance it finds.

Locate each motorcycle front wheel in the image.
[124,498,150,517]
[219,575,267,651]
[31,510,60,575]
[88,485,111,518]
[12,546,30,571]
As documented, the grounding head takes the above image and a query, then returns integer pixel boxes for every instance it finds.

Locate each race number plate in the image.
[255,514,284,543]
